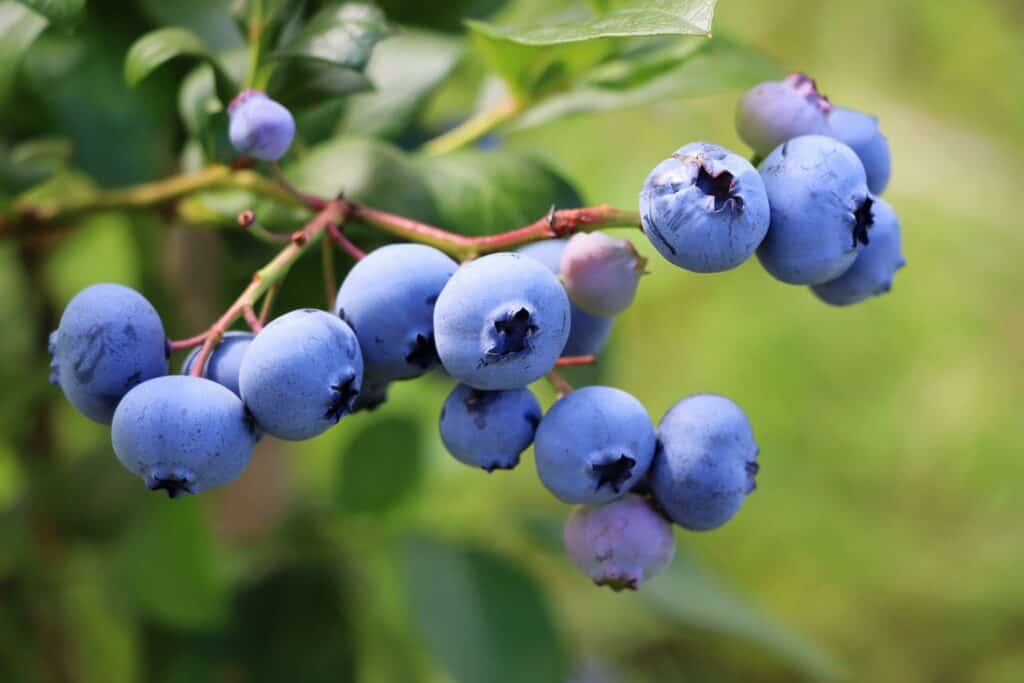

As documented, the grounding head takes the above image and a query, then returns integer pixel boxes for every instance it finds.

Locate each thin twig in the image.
[168,332,210,352]
[243,304,263,333]
[554,355,596,367]
[327,221,366,260]
[258,283,279,326]
[546,370,574,399]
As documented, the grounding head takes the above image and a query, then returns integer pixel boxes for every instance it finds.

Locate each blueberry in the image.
[433,253,570,390]
[439,383,542,472]
[534,386,656,504]
[180,331,253,397]
[640,142,770,273]
[736,72,833,156]
[757,135,873,285]
[228,90,296,161]
[812,197,905,305]
[563,494,675,591]
[352,376,390,413]
[648,394,759,531]
[112,375,257,497]
[517,240,613,356]
[238,309,363,440]
[829,106,892,195]
[334,244,457,382]
[49,283,167,424]
[560,232,645,316]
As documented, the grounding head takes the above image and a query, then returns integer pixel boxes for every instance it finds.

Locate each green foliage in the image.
[0,1,48,105]
[336,414,425,514]
[124,27,237,103]
[13,0,82,26]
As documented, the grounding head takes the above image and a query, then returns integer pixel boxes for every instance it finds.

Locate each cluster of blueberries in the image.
[47,71,903,590]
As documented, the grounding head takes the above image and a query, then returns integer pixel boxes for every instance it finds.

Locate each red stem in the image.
[546,370,574,398]
[243,304,263,333]
[168,332,209,352]
[327,221,366,260]
[554,355,596,367]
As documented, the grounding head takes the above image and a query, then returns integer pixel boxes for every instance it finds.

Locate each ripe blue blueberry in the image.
[49,283,167,424]
[239,309,363,440]
[228,90,296,161]
[560,232,645,316]
[352,376,390,413]
[180,331,253,397]
[439,383,542,472]
[812,197,905,306]
[564,494,675,591]
[736,72,833,156]
[648,394,759,531]
[757,135,873,285]
[433,252,570,390]
[111,375,257,497]
[640,142,770,273]
[334,244,457,382]
[829,106,892,195]
[534,386,656,504]
[517,240,613,356]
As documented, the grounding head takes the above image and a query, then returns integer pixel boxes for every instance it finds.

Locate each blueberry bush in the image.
[0,0,939,681]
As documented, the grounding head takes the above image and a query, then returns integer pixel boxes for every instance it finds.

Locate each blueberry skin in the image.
[564,494,675,591]
[433,252,570,390]
[50,283,167,424]
[812,197,905,305]
[181,331,253,397]
[112,375,257,497]
[439,383,542,472]
[829,106,891,195]
[517,240,614,356]
[239,309,363,440]
[534,386,656,504]
[757,135,873,285]
[649,394,759,531]
[640,142,770,273]
[736,72,833,156]
[228,90,296,161]
[334,244,457,382]
[560,232,644,316]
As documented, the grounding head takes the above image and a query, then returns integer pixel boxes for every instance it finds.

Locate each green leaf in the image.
[640,554,843,681]
[124,27,237,102]
[404,536,569,683]
[0,1,48,105]
[266,58,372,109]
[111,497,230,631]
[373,0,506,33]
[412,149,583,236]
[516,35,781,128]
[137,0,243,52]
[336,414,424,514]
[340,30,464,141]
[273,3,388,71]
[469,0,716,45]
[13,0,82,26]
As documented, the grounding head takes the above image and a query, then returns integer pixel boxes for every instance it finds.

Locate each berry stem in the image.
[420,96,522,157]
[168,332,210,352]
[258,283,279,325]
[554,355,596,367]
[243,304,263,333]
[546,370,574,399]
[245,0,265,90]
[326,221,366,261]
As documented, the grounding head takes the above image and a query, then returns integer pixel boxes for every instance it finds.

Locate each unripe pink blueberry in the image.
[736,72,833,157]
[563,494,675,591]
[228,89,296,161]
[559,232,646,317]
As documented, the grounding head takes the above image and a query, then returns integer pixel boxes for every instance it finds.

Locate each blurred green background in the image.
[1,1,1022,682]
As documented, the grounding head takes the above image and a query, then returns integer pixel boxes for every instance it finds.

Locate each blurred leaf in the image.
[469,0,716,45]
[373,0,506,32]
[0,1,48,105]
[66,553,140,683]
[412,149,583,236]
[230,564,357,683]
[517,35,781,128]
[112,497,230,631]
[13,0,82,26]
[340,30,464,141]
[267,57,372,109]
[404,536,569,683]
[337,414,424,514]
[124,27,236,102]
[640,554,843,681]
[137,0,243,52]
[272,3,388,71]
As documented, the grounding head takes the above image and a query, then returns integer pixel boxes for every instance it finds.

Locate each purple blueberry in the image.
[517,240,614,356]
[238,309,363,440]
[564,494,675,591]
[736,72,833,156]
[640,142,770,273]
[112,375,257,497]
[757,135,873,285]
[812,196,905,305]
[433,253,570,390]
[829,106,892,195]
[180,331,253,397]
[560,232,645,316]
[49,283,167,424]
[534,386,656,504]
[439,383,542,472]
[334,244,457,382]
[228,89,296,161]
[648,394,759,531]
